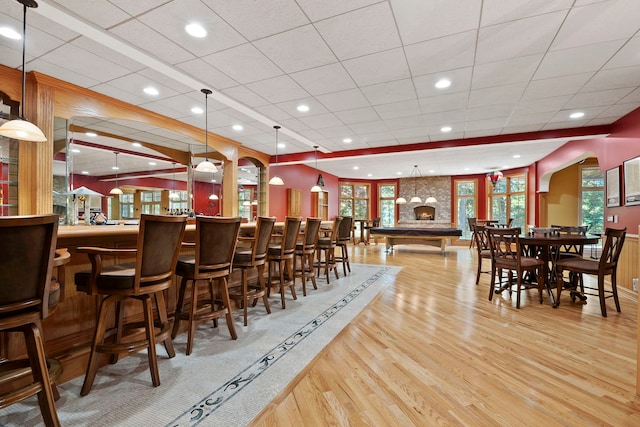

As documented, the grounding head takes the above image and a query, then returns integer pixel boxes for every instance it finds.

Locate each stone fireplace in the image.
[413,205,435,220]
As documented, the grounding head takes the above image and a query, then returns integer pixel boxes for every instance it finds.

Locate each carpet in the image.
[1,263,401,427]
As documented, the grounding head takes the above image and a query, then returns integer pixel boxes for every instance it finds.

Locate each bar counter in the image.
[32,221,328,384]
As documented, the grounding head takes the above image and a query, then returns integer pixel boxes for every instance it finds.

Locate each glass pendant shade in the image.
[196,88,217,173]
[395,197,407,204]
[269,125,284,185]
[209,193,218,200]
[426,196,438,204]
[109,151,122,195]
[409,196,422,203]
[310,184,322,192]
[0,0,46,142]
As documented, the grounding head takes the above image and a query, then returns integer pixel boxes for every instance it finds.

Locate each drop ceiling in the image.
[2,0,639,180]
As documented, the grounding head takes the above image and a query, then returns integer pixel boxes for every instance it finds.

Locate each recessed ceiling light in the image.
[464,168,470,171]
[81,171,89,175]
[211,179,217,183]
[570,111,585,119]
[367,173,372,177]
[132,142,142,147]
[297,105,310,112]
[429,170,435,173]
[513,154,521,158]
[149,162,156,166]
[277,142,285,149]
[343,138,352,143]
[0,27,21,40]
[191,106,203,114]
[112,166,119,170]
[185,23,207,38]
[397,172,402,175]
[85,132,97,137]
[71,149,80,153]
[441,126,452,133]
[435,78,451,89]
[353,166,359,170]
[144,86,159,96]
[232,124,243,131]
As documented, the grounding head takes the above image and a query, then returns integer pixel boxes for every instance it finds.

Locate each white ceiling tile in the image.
[71,37,146,73]
[254,25,336,73]
[296,0,379,21]
[290,63,356,96]
[466,104,516,122]
[202,43,283,84]
[349,120,389,134]
[39,43,132,82]
[374,99,422,120]
[342,48,410,87]
[581,65,640,92]
[28,58,102,89]
[522,73,593,100]
[360,79,416,106]
[245,75,308,104]
[175,58,239,90]
[535,40,624,80]
[110,19,195,65]
[316,89,371,111]
[620,87,640,103]
[422,109,468,127]
[88,82,149,106]
[505,111,557,127]
[468,83,528,108]
[548,106,607,123]
[391,0,481,45]
[405,31,477,76]
[513,95,572,114]
[384,115,425,131]
[604,36,640,69]
[598,103,639,119]
[315,2,401,60]
[472,55,542,89]
[481,0,574,26]
[49,0,131,28]
[419,93,470,114]
[201,0,308,41]
[476,13,564,64]
[108,0,169,17]
[221,86,270,108]
[552,0,640,50]
[254,104,292,122]
[566,88,634,109]
[334,107,380,125]
[465,118,509,132]
[136,0,246,57]
[138,68,194,94]
[298,113,344,129]
[501,124,544,134]
[316,126,354,139]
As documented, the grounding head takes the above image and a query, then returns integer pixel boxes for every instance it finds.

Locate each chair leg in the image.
[241,268,249,326]
[141,295,160,387]
[287,258,297,301]
[154,290,175,358]
[110,301,124,364]
[278,259,286,309]
[597,273,608,317]
[488,264,497,301]
[186,279,198,356]
[475,256,482,285]
[24,323,60,427]
[308,252,318,291]
[257,264,271,315]
[611,271,621,313]
[81,295,114,396]
[218,277,237,339]
[171,276,188,339]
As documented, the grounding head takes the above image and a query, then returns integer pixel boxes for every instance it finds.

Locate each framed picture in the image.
[606,167,621,207]
[623,156,640,206]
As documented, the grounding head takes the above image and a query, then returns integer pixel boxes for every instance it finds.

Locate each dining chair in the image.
[172,216,242,355]
[467,217,477,248]
[229,216,276,326]
[555,227,626,317]
[486,226,545,309]
[335,216,353,275]
[74,214,187,395]
[293,217,322,296]
[316,216,343,283]
[266,216,302,309]
[363,217,381,244]
[472,224,492,285]
[0,214,61,426]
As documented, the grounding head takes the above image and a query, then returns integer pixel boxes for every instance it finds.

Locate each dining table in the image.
[518,230,600,306]
[354,219,371,245]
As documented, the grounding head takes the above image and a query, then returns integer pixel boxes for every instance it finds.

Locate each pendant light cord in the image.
[20,3,27,118]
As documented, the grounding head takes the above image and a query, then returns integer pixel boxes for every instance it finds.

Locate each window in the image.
[454,179,477,239]
[580,166,604,235]
[378,183,397,227]
[119,193,135,219]
[140,190,161,215]
[340,182,370,237]
[488,174,526,228]
[239,188,253,220]
[169,190,188,213]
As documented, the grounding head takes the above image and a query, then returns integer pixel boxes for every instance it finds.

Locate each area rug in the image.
[1,263,401,427]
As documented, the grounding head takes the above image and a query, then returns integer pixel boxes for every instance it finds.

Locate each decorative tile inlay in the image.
[167,267,391,427]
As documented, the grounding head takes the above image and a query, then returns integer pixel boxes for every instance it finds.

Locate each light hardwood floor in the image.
[249,243,640,426]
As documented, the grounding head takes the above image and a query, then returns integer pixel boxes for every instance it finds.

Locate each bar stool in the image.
[74,214,186,396]
[0,214,61,426]
[229,216,276,326]
[172,216,241,355]
[335,216,353,276]
[294,217,322,296]
[266,216,302,309]
[315,216,343,284]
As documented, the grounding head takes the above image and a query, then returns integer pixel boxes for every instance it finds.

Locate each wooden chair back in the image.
[252,216,276,262]
[277,216,302,257]
[302,217,322,250]
[486,226,523,266]
[599,227,626,273]
[195,216,241,275]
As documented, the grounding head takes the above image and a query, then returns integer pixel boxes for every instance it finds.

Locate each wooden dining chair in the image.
[335,216,353,276]
[316,216,343,283]
[467,217,477,248]
[266,216,302,309]
[172,216,242,355]
[555,227,626,317]
[75,214,187,395]
[0,214,61,426]
[472,224,492,285]
[486,226,545,309]
[229,216,276,326]
[293,217,322,296]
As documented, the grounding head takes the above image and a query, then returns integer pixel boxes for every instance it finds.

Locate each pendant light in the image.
[209,165,220,200]
[0,0,47,142]
[109,152,123,195]
[310,145,322,193]
[195,88,217,173]
[268,125,284,185]
[409,165,422,204]
[169,162,180,200]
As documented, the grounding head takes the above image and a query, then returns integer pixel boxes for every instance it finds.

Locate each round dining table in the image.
[519,231,600,306]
